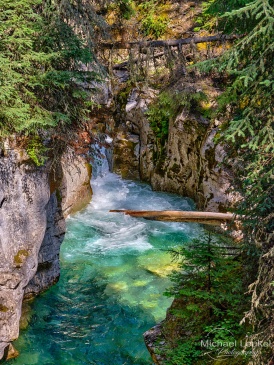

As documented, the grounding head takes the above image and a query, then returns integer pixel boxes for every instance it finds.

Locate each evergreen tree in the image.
[0,0,104,137]
[199,0,274,233]
[196,0,274,362]
[163,234,248,365]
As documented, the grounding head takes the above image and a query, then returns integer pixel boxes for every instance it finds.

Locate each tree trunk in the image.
[110,210,238,226]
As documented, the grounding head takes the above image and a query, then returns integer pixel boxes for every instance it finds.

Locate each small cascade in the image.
[90,140,111,179]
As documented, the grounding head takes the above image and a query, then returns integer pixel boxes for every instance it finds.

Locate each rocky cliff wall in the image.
[110,85,234,212]
[0,147,92,361]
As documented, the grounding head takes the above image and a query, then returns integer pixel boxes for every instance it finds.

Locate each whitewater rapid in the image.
[11,147,202,365]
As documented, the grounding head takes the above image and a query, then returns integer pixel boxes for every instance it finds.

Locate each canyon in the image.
[0,76,234,362]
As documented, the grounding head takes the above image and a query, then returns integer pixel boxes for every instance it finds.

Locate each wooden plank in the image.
[109,210,237,226]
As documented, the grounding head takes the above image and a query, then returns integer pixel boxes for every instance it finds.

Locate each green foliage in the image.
[190,1,274,362]
[163,339,202,365]
[141,14,168,38]
[166,234,245,323]
[146,90,207,144]
[194,0,253,32]
[219,0,274,236]
[26,136,48,166]
[0,0,100,137]
[146,92,172,143]
[116,0,135,19]
[106,0,135,19]
[196,0,274,235]
[138,0,169,38]
[161,233,250,364]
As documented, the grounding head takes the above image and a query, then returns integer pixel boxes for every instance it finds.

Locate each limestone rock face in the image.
[112,132,140,180]
[23,192,65,298]
[0,149,92,360]
[111,86,234,211]
[60,153,92,217]
[143,298,188,365]
[110,87,157,182]
[0,152,50,360]
[198,126,234,211]
[150,112,208,200]
[144,323,165,365]
[150,115,234,212]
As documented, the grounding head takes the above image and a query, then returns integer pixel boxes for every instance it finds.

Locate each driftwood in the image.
[112,51,165,70]
[102,34,241,50]
[110,210,237,226]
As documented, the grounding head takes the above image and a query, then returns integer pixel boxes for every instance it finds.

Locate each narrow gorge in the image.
[4,147,204,365]
[0,78,233,362]
[0,1,273,364]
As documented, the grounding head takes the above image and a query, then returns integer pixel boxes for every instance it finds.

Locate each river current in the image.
[10,150,202,365]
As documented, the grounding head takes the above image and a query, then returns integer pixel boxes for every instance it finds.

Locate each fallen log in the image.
[110,210,237,226]
[102,34,241,50]
[112,51,165,70]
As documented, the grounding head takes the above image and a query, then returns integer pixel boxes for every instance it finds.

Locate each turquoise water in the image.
[10,154,202,365]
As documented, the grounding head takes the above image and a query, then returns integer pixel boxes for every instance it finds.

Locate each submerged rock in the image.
[140,251,178,278]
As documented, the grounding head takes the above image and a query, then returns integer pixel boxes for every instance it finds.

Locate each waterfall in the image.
[90,141,111,179]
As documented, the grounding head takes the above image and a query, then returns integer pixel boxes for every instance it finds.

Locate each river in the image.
[10,149,202,365]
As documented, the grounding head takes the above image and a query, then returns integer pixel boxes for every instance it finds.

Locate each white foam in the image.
[87,236,152,253]
[105,135,113,144]
[69,146,200,253]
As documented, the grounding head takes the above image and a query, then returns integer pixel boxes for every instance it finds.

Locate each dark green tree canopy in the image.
[199,0,274,235]
[194,1,274,362]
[0,0,104,136]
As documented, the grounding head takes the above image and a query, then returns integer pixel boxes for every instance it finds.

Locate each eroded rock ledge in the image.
[0,147,92,361]
[109,83,236,213]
